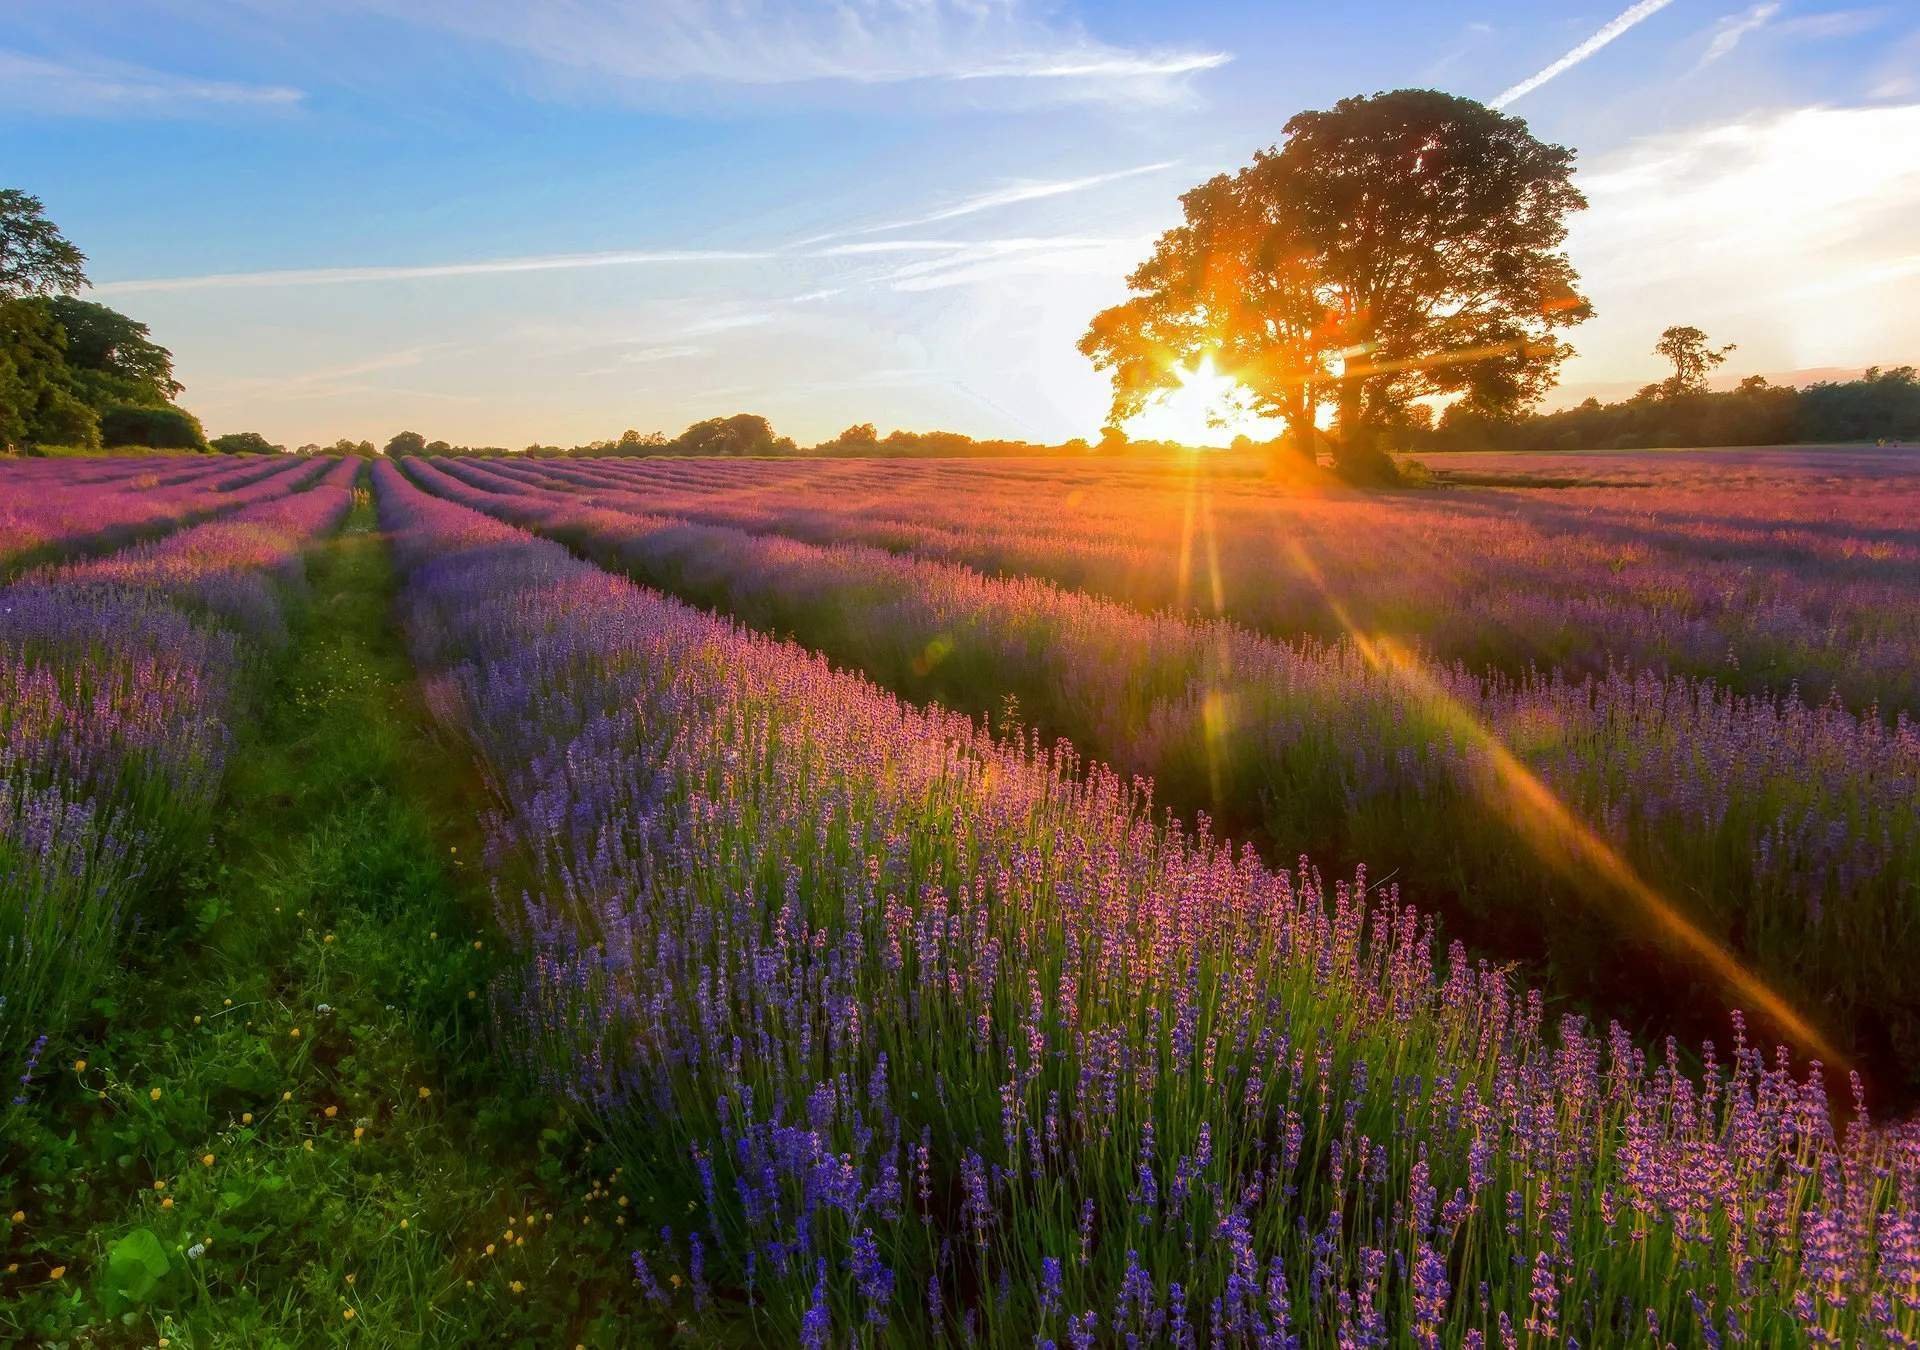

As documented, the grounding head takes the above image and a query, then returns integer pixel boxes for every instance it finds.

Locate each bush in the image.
[100,403,209,451]
[211,430,283,455]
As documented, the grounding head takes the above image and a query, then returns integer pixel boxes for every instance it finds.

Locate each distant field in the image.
[6,447,1920,1346]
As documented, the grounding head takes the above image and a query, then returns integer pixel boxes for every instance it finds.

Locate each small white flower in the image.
[187,1243,206,1260]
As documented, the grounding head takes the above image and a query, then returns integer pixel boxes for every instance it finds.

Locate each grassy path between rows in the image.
[2,485,657,1347]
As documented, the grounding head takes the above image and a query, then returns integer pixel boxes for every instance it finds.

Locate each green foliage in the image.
[0,297,101,450]
[384,430,427,456]
[0,491,659,1344]
[0,188,88,299]
[1426,363,1920,451]
[674,411,795,456]
[46,297,182,408]
[100,403,209,451]
[0,197,205,451]
[100,1227,171,1313]
[211,430,284,455]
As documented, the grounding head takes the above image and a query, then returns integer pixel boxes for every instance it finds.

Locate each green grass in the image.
[0,487,660,1347]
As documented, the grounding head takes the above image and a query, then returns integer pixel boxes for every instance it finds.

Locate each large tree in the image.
[675,413,795,457]
[1082,90,1591,479]
[0,189,87,299]
[46,297,182,407]
[0,301,100,449]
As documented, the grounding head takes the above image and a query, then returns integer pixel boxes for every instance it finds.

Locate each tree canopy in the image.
[211,430,284,454]
[0,189,88,300]
[1654,325,1737,396]
[1082,89,1591,480]
[46,297,182,408]
[676,413,796,457]
[0,189,204,452]
[100,403,207,451]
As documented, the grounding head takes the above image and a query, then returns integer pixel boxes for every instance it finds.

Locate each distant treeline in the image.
[419,415,1198,461]
[1414,365,1920,453]
[384,369,1920,467]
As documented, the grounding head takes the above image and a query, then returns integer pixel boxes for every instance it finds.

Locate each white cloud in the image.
[950,52,1229,81]
[331,0,1225,105]
[1696,2,1782,69]
[1491,0,1678,108]
[1560,103,1920,387]
[0,49,303,115]
[90,248,774,295]
[617,345,706,365]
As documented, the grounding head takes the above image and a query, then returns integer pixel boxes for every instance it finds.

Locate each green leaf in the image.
[102,1227,171,1310]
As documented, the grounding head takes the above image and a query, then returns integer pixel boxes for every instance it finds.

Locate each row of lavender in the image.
[0,457,357,1102]
[504,451,1920,716]
[0,453,318,577]
[375,457,1920,1345]
[407,454,1920,1098]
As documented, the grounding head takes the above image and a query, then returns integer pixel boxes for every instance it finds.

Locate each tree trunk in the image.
[1333,382,1397,485]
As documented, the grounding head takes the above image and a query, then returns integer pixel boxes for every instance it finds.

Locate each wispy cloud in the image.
[108,152,1177,298]
[1490,0,1678,108]
[874,237,1148,292]
[90,248,774,295]
[1696,2,1782,69]
[333,0,1226,105]
[0,49,304,115]
[950,52,1230,81]
[803,161,1180,244]
[617,345,705,365]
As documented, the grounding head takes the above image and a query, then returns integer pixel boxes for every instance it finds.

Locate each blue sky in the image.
[4,0,1916,447]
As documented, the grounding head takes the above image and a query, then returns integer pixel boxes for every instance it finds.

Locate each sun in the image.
[1121,355,1276,448]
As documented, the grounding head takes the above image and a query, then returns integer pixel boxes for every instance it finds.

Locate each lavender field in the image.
[8,447,1920,1345]
[13,1,1920,1332]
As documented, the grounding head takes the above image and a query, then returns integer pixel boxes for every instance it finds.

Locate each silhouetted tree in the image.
[675,413,794,456]
[384,430,427,456]
[1084,90,1590,482]
[101,403,207,450]
[211,430,282,454]
[0,189,87,299]
[1654,325,1737,396]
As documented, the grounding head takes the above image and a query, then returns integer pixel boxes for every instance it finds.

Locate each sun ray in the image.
[1276,535,1849,1073]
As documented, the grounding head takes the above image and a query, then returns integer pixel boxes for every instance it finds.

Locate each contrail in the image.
[1491,0,1677,109]
[88,249,774,295]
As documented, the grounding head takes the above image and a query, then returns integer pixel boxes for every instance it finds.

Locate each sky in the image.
[3,0,1917,448]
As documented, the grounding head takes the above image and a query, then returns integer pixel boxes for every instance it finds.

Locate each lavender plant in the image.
[377,458,1920,1346]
